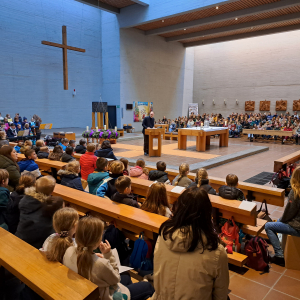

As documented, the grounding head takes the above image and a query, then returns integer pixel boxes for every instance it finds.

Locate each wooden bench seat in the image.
[53,184,248,267]
[274,150,300,172]
[146,166,285,207]
[0,228,99,300]
[164,132,178,141]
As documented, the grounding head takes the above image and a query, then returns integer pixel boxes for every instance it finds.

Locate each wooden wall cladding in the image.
[245,101,255,111]
[276,100,287,111]
[293,100,300,111]
[260,100,270,111]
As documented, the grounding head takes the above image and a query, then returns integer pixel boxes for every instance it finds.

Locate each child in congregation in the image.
[0,169,10,230]
[33,139,45,154]
[129,158,149,179]
[49,145,63,161]
[63,216,154,300]
[37,146,50,159]
[18,149,41,178]
[188,168,216,195]
[149,161,170,184]
[111,176,140,208]
[61,146,75,162]
[96,160,124,199]
[75,139,87,154]
[20,140,32,154]
[79,143,98,180]
[87,157,109,195]
[14,141,23,153]
[218,174,245,200]
[95,140,117,160]
[58,161,85,191]
[69,140,76,150]
[42,207,79,263]
[6,173,36,234]
[59,138,69,151]
[15,176,64,249]
[172,163,192,188]
[120,157,129,175]
[141,182,172,217]
[151,187,229,300]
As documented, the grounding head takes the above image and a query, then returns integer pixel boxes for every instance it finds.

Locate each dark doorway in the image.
[106,106,117,128]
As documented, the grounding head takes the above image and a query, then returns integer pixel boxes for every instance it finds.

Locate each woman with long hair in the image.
[151,186,229,300]
[265,166,300,266]
[32,114,42,140]
[141,182,172,217]
[0,145,20,191]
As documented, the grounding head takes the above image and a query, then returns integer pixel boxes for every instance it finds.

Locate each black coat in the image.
[142,116,155,134]
[7,128,17,138]
[112,192,140,208]
[15,188,63,249]
[58,170,85,191]
[61,153,75,163]
[6,191,23,234]
[37,151,49,159]
[218,185,245,201]
[95,148,117,160]
[149,170,169,183]
[188,179,216,195]
[75,145,87,154]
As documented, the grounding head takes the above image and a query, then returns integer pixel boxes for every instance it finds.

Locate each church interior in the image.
[1,0,300,299]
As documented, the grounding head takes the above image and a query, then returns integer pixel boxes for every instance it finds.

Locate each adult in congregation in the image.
[0,131,9,148]
[95,140,117,160]
[152,186,229,300]
[0,145,20,192]
[142,110,155,156]
[32,114,42,140]
[265,166,300,266]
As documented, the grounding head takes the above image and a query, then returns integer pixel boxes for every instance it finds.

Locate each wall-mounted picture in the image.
[133,101,153,122]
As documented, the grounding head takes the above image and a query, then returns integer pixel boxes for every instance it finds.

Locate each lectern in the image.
[145,128,164,157]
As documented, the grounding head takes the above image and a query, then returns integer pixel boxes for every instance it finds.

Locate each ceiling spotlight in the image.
[162,20,164,22]
[216,6,218,9]
[235,18,238,20]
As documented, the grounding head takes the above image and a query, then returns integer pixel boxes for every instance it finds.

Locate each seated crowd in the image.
[157,111,300,143]
[0,134,299,300]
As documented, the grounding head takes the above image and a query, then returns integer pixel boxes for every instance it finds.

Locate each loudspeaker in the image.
[92,102,107,113]
[126,104,133,110]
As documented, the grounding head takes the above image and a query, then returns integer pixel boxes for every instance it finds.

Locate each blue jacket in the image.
[14,145,21,153]
[87,171,110,195]
[96,173,123,199]
[59,143,67,151]
[57,170,85,191]
[95,148,117,160]
[0,186,10,229]
[18,159,41,178]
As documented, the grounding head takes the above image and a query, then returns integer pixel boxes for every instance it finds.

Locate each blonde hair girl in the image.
[43,207,79,263]
[172,163,192,188]
[188,168,216,195]
[291,166,300,198]
[196,168,208,188]
[141,182,172,217]
[62,216,154,300]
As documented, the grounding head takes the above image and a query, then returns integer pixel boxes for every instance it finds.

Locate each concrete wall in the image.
[193,30,300,116]
[120,28,193,131]
[0,0,102,128]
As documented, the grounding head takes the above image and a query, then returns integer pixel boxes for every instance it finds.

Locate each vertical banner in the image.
[188,103,198,116]
[133,101,153,122]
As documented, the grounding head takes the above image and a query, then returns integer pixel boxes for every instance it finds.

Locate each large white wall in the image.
[193,30,300,116]
[120,28,194,131]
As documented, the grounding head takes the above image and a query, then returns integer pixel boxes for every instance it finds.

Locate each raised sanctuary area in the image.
[1,0,300,300]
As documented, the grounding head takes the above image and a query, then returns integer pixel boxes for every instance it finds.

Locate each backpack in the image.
[219,217,241,254]
[102,225,129,263]
[130,232,153,271]
[244,237,269,272]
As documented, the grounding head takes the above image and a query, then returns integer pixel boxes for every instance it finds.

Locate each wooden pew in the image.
[53,184,248,267]
[0,228,99,300]
[273,150,300,172]
[145,166,285,207]
[242,129,294,137]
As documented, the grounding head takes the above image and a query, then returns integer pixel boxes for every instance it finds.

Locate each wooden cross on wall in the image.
[42,25,85,90]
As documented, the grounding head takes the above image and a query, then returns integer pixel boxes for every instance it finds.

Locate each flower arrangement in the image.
[82,130,90,138]
[82,129,119,140]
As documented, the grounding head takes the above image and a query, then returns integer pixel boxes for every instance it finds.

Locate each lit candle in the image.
[104,125,106,130]
[115,126,117,131]
[86,126,89,131]
[225,121,227,126]
[96,126,98,131]
[201,122,203,127]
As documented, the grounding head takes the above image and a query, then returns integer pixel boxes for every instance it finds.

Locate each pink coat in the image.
[129,166,149,180]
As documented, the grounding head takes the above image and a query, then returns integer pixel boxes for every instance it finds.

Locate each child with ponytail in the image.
[42,207,79,263]
[63,216,154,300]
[188,168,216,195]
[172,163,192,188]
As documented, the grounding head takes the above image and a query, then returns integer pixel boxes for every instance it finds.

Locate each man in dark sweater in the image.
[142,111,155,156]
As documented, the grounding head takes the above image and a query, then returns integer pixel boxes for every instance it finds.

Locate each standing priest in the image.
[142,111,155,156]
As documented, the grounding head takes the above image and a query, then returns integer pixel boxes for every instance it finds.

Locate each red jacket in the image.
[79,152,97,180]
